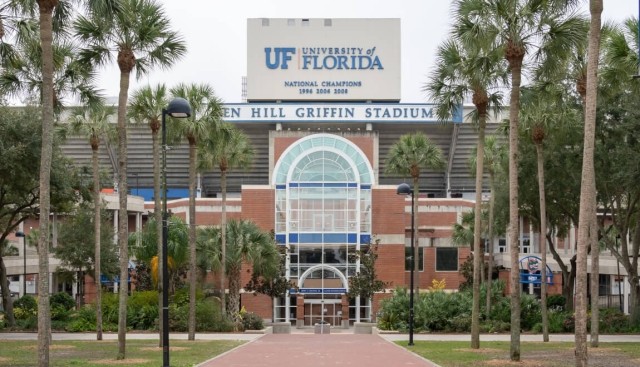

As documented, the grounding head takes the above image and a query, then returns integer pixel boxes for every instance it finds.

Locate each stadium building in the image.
[4,18,631,324]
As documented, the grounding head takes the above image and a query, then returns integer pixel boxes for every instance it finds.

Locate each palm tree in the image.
[599,16,640,326]
[197,220,279,323]
[128,83,168,344]
[575,1,603,365]
[74,0,186,358]
[385,132,445,298]
[198,123,253,318]
[1,2,101,363]
[168,82,222,339]
[454,0,587,360]
[520,84,575,342]
[0,30,102,113]
[426,33,507,349]
[469,135,505,316]
[69,104,115,340]
[129,216,189,292]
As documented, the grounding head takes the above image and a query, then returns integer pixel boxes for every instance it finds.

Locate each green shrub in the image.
[13,295,37,320]
[0,317,5,330]
[168,297,234,332]
[50,292,76,311]
[241,312,264,331]
[16,316,37,330]
[128,291,159,330]
[548,309,571,333]
[489,297,511,324]
[547,294,566,311]
[520,294,541,331]
[377,288,409,331]
[449,314,472,332]
[66,318,95,332]
[51,303,71,321]
[101,292,120,325]
[485,320,510,333]
[599,308,631,333]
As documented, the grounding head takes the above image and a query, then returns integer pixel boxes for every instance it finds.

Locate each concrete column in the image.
[296,295,304,328]
[341,294,350,328]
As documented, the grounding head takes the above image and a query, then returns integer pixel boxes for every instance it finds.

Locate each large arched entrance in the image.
[272,134,374,326]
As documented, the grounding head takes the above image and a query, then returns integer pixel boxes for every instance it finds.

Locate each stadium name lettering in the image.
[220,104,452,124]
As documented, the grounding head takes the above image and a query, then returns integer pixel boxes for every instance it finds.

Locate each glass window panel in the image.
[436,247,459,271]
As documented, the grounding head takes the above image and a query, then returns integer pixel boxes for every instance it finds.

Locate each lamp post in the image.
[397,182,415,346]
[616,235,623,312]
[161,97,191,367]
[16,231,26,297]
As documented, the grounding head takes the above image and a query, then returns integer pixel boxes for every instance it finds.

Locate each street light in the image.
[161,97,191,367]
[16,231,26,297]
[396,182,415,346]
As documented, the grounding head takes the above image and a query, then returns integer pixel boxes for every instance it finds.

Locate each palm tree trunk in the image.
[508,58,523,363]
[536,143,549,342]
[37,1,57,365]
[485,172,495,315]
[575,1,602,365]
[228,267,240,323]
[590,215,599,347]
[188,142,197,340]
[411,177,419,297]
[116,70,131,361]
[220,170,227,317]
[629,219,640,324]
[153,128,163,348]
[471,118,486,349]
[93,147,103,340]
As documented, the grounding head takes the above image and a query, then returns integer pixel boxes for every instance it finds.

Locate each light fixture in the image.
[16,231,26,296]
[161,97,191,367]
[396,182,415,346]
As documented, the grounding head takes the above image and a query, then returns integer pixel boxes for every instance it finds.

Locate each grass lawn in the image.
[398,341,640,367]
[0,339,244,367]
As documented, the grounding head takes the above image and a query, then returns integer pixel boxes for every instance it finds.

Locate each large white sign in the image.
[247,18,401,102]
[222,103,463,123]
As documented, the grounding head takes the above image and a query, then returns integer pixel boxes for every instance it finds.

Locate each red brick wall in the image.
[376,244,405,289]
[241,188,275,232]
[372,188,405,235]
[241,293,273,320]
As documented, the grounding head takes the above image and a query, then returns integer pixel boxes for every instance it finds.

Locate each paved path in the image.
[197,334,440,367]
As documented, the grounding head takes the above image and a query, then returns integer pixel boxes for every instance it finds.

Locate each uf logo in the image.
[265,47,296,69]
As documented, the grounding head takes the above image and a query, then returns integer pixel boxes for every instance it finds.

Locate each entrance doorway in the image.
[303,297,342,326]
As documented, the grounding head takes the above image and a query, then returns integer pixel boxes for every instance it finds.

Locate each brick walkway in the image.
[197,333,439,367]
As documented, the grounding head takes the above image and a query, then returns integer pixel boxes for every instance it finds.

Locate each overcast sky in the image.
[96,0,636,104]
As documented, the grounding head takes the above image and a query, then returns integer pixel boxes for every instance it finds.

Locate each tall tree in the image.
[198,122,252,319]
[75,0,186,358]
[169,83,222,339]
[575,0,602,365]
[0,27,101,112]
[597,16,640,325]
[470,135,506,315]
[128,83,167,344]
[521,84,576,342]
[69,104,115,340]
[0,106,90,331]
[385,132,445,298]
[54,203,119,306]
[197,220,279,322]
[455,0,587,359]
[426,31,507,349]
